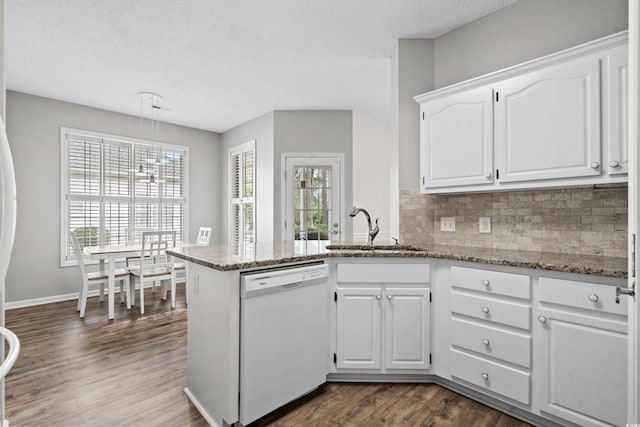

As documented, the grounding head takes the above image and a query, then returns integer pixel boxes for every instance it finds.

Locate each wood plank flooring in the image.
[4,284,531,427]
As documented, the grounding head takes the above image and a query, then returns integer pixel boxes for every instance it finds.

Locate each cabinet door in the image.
[605,45,628,176]
[336,287,382,369]
[420,86,494,189]
[384,287,431,370]
[537,309,627,427]
[495,56,601,183]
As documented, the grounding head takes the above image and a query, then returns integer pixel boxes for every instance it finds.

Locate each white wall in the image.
[352,110,391,242]
[273,110,353,240]
[434,0,628,88]
[5,91,221,303]
[220,111,274,244]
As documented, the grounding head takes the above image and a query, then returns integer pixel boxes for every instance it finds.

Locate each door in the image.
[384,287,431,370]
[537,309,627,427]
[606,45,629,176]
[282,154,343,242]
[420,86,494,189]
[628,2,640,423]
[336,287,382,370]
[495,55,601,183]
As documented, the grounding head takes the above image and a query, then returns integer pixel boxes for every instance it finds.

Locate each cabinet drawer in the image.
[450,349,530,405]
[539,277,627,316]
[337,263,429,284]
[451,318,531,368]
[451,291,531,330]
[451,266,530,299]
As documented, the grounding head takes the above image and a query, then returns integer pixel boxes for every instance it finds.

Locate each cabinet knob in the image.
[387,294,393,300]
[481,373,489,380]
[590,162,600,169]
[482,279,490,286]
[588,293,599,302]
[610,160,620,168]
[482,306,490,314]
[376,295,382,300]
[482,338,490,346]
[485,173,492,179]
[538,316,547,323]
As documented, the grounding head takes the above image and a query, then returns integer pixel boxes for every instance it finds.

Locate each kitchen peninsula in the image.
[168,242,627,427]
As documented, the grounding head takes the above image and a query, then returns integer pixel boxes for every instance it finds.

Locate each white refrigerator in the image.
[0,114,20,426]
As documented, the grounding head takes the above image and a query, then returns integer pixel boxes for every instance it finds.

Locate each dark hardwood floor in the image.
[5,284,531,427]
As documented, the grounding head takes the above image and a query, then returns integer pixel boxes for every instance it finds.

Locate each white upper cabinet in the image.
[605,45,629,176]
[495,55,601,183]
[415,31,628,194]
[420,86,493,189]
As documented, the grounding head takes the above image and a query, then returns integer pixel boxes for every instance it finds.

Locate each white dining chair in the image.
[69,231,130,318]
[128,231,177,314]
[175,226,212,304]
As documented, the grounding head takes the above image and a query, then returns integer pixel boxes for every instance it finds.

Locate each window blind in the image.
[229,141,255,256]
[62,129,188,266]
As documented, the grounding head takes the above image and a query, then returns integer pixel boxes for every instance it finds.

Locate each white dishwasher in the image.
[239,262,330,426]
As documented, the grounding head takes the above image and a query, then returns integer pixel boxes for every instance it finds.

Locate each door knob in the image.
[590,162,600,169]
[482,279,490,286]
[610,160,620,168]
[387,294,393,300]
[588,293,599,302]
[538,316,547,323]
[481,373,489,380]
[376,295,382,300]
[482,306,490,314]
[482,338,490,346]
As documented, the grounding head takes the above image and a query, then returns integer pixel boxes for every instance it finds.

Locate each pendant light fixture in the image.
[136,91,166,184]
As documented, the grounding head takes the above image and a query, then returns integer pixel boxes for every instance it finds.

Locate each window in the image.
[229,141,255,256]
[61,128,188,266]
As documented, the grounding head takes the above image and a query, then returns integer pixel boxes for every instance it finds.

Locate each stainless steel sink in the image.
[325,244,427,251]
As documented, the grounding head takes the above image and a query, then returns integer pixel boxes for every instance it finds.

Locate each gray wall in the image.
[390,40,434,236]
[434,0,629,88]
[273,110,353,241]
[220,111,274,244]
[5,91,221,303]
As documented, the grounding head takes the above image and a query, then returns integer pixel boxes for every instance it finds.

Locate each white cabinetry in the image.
[536,277,627,427]
[605,45,629,176]
[335,263,431,372]
[449,266,532,405]
[495,55,601,183]
[420,86,493,189]
[415,31,628,194]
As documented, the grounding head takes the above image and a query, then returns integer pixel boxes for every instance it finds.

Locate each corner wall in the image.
[5,91,221,303]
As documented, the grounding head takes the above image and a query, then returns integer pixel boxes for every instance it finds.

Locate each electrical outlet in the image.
[479,217,491,233]
[440,217,456,232]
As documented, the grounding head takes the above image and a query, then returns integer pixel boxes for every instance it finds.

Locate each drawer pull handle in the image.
[482,338,490,346]
[588,293,599,302]
[482,306,490,314]
[538,316,547,323]
[481,373,489,380]
[482,279,490,286]
[376,295,382,300]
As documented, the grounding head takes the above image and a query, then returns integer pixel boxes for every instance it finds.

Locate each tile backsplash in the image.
[399,186,627,257]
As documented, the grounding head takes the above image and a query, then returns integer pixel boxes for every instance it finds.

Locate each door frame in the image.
[629,1,639,422]
[280,152,345,242]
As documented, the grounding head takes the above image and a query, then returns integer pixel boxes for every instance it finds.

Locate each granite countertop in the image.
[167,241,628,278]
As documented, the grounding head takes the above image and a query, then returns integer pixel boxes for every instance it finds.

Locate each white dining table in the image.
[84,243,190,319]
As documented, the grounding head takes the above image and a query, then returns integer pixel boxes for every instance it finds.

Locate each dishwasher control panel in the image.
[242,263,329,294]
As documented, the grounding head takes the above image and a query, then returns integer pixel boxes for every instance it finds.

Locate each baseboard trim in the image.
[184,387,219,427]
[6,282,176,310]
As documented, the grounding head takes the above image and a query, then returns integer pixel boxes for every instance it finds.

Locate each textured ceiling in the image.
[6,0,518,133]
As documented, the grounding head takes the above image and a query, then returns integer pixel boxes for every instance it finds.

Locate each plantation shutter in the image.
[229,141,255,256]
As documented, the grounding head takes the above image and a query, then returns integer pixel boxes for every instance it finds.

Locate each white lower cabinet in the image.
[536,277,627,427]
[335,263,431,372]
[449,266,532,405]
